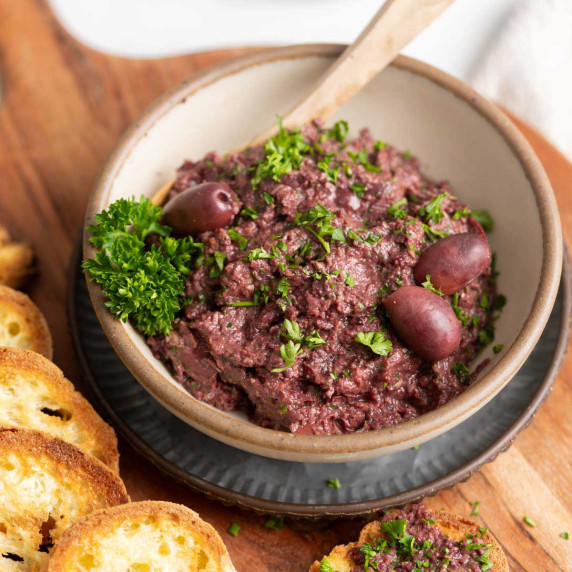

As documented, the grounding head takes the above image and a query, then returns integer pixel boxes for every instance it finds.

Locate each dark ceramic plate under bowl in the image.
[69,243,570,519]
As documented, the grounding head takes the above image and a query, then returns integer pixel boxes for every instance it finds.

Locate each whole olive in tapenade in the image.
[413,232,491,295]
[161,182,236,237]
[382,286,461,362]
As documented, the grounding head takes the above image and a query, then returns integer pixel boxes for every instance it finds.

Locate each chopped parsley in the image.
[83,196,203,336]
[304,331,327,349]
[422,223,449,242]
[227,522,241,537]
[453,362,471,382]
[281,319,326,350]
[469,501,480,516]
[354,330,393,356]
[471,209,494,232]
[453,207,470,219]
[421,274,443,296]
[294,204,336,254]
[328,120,349,143]
[493,344,504,354]
[451,292,471,326]
[326,478,341,489]
[350,183,366,198]
[319,557,335,572]
[272,340,304,372]
[523,516,536,528]
[281,319,302,342]
[263,191,275,205]
[247,246,276,261]
[276,277,290,298]
[478,325,495,347]
[249,116,312,188]
[264,516,285,531]
[240,206,258,220]
[388,197,408,219]
[560,532,569,540]
[227,228,248,250]
[348,148,381,172]
[317,158,341,184]
[419,192,448,224]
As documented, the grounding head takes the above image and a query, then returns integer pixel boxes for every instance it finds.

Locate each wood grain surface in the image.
[0,1,570,570]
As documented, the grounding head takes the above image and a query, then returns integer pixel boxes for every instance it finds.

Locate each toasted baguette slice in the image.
[0,428,129,572]
[0,285,52,358]
[0,226,35,289]
[0,347,119,472]
[47,501,237,572]
[310,505,508,572]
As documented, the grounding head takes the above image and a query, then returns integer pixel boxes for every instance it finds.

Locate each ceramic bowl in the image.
[84,45,562,463]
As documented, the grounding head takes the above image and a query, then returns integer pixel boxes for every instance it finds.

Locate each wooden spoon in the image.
[153,0,454,204]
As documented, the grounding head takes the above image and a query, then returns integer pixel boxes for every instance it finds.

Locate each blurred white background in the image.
[49,0,572,158]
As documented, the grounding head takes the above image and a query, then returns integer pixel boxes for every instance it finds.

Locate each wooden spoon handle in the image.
[249,0,455,146]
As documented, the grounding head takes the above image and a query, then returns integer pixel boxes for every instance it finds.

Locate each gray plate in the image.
[69,247,570,518]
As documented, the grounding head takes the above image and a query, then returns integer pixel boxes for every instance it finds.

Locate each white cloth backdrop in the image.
[49,0,572,159]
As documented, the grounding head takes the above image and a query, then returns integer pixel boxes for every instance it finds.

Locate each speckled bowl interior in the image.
[84,45,562,463]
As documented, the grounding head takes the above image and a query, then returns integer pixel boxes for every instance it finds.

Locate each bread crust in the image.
[0,428,129,571]
[309,506,508,571]
[0,284,52,358]
[0,347,119,472]
[47,501,236,572]
[0,228,36,289]
[0,427,128,507]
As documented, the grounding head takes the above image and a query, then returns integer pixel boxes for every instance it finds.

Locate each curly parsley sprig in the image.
[83,196,203,336]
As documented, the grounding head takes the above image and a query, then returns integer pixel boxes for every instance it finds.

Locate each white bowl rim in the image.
[84,44,562,457]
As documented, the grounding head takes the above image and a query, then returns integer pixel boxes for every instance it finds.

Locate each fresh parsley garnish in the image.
[453,207,470,220]
[493,344,504,354]
[281,319,326,350]
[451,292,471,326]
[523,516,536,527]
[294,204,336,254]
[388,197,408,219]
[250,116,312,188]
[227,522,241,537]
[328,120,349,143]
[419,192,448,224]
[240,206,258,220]
[326,478,341,489]
[348,148,381,173]
[471,209,493,232]
[350,183,366,198]
[227,228,248,250]
[453,362,471,382]
[421,274,443,296]
[272,340,304,372]
[381,519,408,541]
[83,197,202,336]
[281,319,302,342]
[422,223,449,242]
[319,557,335,572]
[470,500,480,516]
[264,516,285,531]
[276,277,290,298]
[355,330,393,356]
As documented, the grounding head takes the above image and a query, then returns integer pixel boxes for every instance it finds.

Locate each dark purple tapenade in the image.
[346,504,494,571]
[147,121,500,435]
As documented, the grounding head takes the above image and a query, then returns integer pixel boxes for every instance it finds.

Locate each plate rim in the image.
[68,238,571,518]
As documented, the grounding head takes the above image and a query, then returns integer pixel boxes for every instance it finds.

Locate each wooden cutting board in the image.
[0,1,570,570]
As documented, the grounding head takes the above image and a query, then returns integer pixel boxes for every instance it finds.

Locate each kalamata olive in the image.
[382,286,461,361]
[161,182,236,236]
[413,232,491,295]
